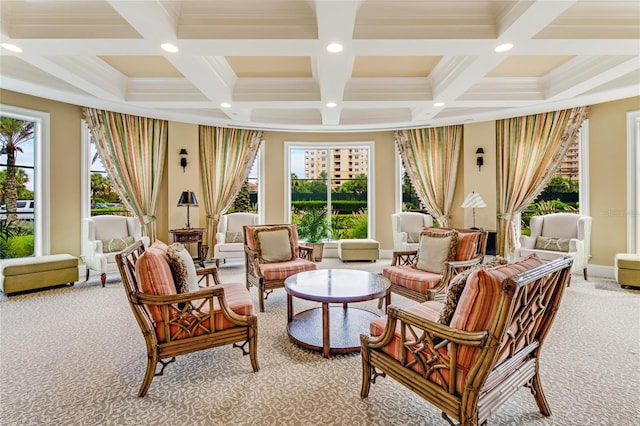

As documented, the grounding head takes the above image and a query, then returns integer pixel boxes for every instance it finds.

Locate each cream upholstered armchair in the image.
[391,212,434,251]
[517,213,592,279]
[84,215,149,287]
[214,212,259,263]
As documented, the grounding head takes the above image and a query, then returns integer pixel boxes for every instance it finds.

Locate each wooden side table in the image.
[169,228,207,262]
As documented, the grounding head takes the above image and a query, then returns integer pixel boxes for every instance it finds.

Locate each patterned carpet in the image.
[1,258,639,426]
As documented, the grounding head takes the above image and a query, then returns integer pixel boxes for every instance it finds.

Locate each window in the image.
[81,122,129,219]
[0,104,50,257]
[285,142,374,241]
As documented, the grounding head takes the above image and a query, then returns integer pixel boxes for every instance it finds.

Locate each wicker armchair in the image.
[382,227,488,304]
[243,224,317,312]
[116,240,259,397]
[361,255,573,426]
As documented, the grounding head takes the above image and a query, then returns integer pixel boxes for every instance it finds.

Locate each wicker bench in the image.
[338,239,380,262]
[0,254,79,295]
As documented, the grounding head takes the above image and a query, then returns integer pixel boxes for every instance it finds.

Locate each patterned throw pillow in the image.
[414,230,458,274]
[101,236,135,253]
[166,243,199,294]
[437,256,509,326]
[255,226,295,263]
[535,236,570,252]
[225,231,244,243]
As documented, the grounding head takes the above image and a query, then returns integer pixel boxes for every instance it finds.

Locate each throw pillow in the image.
[406,232,421,243]
[414,230,458,274]
[225,231,244,243]
[535,236,570,252]
[101,236,135,253]
[166,243,199,294]
[256,226,295,263]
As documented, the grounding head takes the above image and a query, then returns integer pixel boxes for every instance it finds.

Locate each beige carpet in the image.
[1,258,639,426]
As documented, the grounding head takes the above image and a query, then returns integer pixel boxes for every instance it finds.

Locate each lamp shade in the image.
[177,191,198,207]
[461,192,486,209]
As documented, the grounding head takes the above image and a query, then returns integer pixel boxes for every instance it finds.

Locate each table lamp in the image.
[461,192,486,228]
[177,191,198,229]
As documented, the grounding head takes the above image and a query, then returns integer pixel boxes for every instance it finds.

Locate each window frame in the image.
[284,141,375,239]
[0,104,50,256]
[626,111,640,254]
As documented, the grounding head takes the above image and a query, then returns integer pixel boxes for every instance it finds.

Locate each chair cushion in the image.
[258,258,317,281]
[438,256,509,326]
[166,243,199,294]
[155,283,255,342]
[255,226,295,263]
[415,229,458,273]
[101,236,135,253]
[535,236,570,252]
[135,242,176,323]
[382,265,442,293]
[455,231,481,261]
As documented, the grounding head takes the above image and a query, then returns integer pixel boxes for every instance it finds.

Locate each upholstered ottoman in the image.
[615,253,640,289]
[338,239,380,262]
[0,254,79,295]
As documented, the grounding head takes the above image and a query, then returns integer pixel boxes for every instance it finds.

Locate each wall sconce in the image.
[179,148,188,172]
[475,148,485,171]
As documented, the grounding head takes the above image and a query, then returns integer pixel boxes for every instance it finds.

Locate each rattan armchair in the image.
[382,227,488,304]
[361,256,573,426]
[116,240,259,397]
[243,224,317,312]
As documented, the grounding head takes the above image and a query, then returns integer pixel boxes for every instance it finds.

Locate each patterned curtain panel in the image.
[83,108,167,242]
[394,125,462,227]
[199,126,263,252]
[496,106,588,257]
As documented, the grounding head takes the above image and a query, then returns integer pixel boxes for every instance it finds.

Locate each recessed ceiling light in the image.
[161,43,179,53]
[434,102,445,107]
[326,102,337,108]
[1,43,22,53]
[494,43,513,53]
[326,43,343,53]
[220,102,231,108]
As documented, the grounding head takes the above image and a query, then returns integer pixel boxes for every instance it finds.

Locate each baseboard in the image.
[587,264,615,280]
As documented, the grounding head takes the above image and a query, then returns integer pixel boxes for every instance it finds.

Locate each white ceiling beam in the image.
[430,0,577,105]
[314,0,362,125]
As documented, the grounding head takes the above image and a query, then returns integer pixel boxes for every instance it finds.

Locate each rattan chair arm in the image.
[135,286,222,305]
[362,305,488,350]
[135,287,256,327]
[298,244,314,260]
[196,265,222,286]
[391,250,419,266]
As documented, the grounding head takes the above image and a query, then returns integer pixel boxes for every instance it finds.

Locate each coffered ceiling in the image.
[1,0,638,131]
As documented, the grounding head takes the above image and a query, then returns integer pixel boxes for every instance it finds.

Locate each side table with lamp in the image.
[170,190,208,264]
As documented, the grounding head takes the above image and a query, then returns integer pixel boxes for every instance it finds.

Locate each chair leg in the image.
[249,329,259,372]
[583,267,588,280]
[100,273,107,287]
[258,285,265,312]
[138,354,158,397]
[85,268,90,282]
[530,372,552,417]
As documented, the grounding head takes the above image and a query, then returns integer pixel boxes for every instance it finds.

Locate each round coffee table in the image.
[284,269,391,358]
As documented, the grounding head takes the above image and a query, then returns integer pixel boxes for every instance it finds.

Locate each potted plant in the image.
[296,206,330,261]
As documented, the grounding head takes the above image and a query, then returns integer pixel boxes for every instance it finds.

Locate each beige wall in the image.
[1,88,637,268]
[588,97,639,266]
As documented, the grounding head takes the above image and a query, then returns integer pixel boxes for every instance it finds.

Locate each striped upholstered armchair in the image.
[243,224,317,312]
[382,227,487,303]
